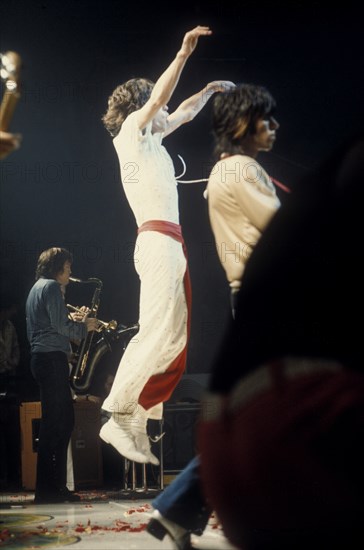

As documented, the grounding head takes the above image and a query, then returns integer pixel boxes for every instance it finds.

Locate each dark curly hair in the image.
[101,78,155,137]
[35,247,73,281]
[212,83,276,161]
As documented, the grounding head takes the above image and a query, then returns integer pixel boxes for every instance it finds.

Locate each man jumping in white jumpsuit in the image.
[100,25,234,464]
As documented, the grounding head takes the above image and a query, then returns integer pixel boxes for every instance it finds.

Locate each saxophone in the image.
[73,322,139,393]
[68,277,139,393]
[69,277,110,393]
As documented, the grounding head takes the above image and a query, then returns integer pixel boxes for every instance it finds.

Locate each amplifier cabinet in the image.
[162,403,201,476]
[19,400,103,490]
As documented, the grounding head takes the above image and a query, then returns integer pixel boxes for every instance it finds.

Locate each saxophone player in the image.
[25,247,98,504]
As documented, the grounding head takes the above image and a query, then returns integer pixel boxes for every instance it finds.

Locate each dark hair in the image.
[35,247,73,280]
[212,83,276,161]
[101,78,154,137]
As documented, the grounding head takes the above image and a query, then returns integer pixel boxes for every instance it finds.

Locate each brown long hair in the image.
[35,247,73,280]
[101,78,154,137]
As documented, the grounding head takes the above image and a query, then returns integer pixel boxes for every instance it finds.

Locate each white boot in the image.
[99,415,148,463]
[130,406,160,466]
[134,432,160,466]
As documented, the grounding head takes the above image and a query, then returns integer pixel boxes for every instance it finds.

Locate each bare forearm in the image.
[138,26,213,128]
[166,80,235,132]
[177,83,220,121]
[149,51,189,109]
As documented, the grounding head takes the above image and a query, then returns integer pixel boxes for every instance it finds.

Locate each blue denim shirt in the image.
[26,278,87,355]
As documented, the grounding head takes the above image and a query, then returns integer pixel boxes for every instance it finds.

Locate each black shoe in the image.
[34,488,81,504]
[147,517,193,550]
[33,494,63,504]
[59,488,81,502]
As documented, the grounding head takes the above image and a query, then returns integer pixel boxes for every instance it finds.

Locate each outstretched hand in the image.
[207,81,236,93]
[180,26,212,58]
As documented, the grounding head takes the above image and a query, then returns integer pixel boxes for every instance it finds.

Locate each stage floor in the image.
[0,490,238,549]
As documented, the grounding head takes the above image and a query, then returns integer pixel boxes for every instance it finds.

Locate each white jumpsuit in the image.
[102,112,190,420]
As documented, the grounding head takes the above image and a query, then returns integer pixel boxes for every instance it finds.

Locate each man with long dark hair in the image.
[207,83,281,315]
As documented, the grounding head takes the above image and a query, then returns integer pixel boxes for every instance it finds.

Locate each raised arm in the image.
[136,26,212,130]
[164,80,236,137]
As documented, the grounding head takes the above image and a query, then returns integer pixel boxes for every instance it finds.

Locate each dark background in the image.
[1,0,363,395]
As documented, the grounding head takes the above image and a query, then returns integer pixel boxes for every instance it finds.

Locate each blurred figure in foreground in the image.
[198,136,364,549]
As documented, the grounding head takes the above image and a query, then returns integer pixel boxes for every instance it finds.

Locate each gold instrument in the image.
[68,277,117,393]
[0,51,22,132]
[66,303,117,331]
